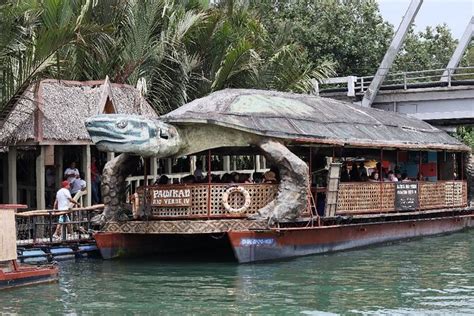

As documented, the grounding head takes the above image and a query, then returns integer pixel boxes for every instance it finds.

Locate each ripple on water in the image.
[0,230,473,314]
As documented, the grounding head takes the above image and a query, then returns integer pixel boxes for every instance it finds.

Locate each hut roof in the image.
[164,89,470,152]
[0,78,158,146]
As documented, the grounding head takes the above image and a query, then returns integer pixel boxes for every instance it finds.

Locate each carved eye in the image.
[116,120,128,129]
[160,129,169,139]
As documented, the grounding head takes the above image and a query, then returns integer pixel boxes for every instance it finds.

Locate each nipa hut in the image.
[0,77,158,209]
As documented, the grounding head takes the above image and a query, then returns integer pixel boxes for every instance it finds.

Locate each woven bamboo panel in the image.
[209,184,277,216]
[0,209,17,261]
[444,181,465,208]
[336,183,395,214]
[147,184,278,218]
[419,181,467,209]
[419,182,445,209]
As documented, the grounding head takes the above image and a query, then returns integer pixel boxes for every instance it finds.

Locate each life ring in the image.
[222,186,251,213]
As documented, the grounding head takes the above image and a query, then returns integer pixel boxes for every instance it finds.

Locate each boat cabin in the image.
[132,145,468,221]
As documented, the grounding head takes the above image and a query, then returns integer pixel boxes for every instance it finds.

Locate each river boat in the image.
[0,260,58,290]
[0,205,59,289]
[87,89,473,263]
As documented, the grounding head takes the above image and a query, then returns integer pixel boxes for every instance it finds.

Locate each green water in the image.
[1,230,473,315]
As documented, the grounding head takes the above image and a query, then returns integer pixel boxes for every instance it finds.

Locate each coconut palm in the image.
[0,0,110,115]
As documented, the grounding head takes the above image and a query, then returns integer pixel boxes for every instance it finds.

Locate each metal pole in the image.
[361,0,423,107]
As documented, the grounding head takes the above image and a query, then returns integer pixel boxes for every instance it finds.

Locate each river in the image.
[1,230,473,315]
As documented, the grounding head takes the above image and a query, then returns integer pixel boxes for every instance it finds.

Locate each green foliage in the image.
[0,0,110,112]
[455,126,474,149]
[250,0,393,76]
[0,0,333,115]
[392,24,458,72]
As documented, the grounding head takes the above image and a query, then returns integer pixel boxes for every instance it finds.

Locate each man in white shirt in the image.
[53,181,79,239]
[64,162,80,184]
[70,173,87,196]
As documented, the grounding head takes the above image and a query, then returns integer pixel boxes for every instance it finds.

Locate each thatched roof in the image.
[164,89,470,152]
[0,78,158,146]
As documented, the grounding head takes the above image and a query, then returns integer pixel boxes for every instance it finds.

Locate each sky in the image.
[378,0,473,39]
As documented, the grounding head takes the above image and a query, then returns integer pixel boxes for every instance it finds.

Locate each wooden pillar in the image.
[7,147,17,204]
[165,158,172,174]
[36,146,45,210]
[55,146,63,187]
[255,154,261,171]
[223,156,231,172]
[150,157,158,181]
[106,151,115,161]
[232,156,237,171]
[2,154,8,203]
[190,156,196,174]
[82,145,92,207]
[201,156,206,172]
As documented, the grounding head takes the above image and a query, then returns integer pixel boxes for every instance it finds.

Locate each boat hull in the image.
[94,232,233,260]
[229,214,474,263]
[94,214,474,262]
[0,265,59,290]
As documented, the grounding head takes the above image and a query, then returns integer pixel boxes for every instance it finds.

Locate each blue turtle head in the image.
[85,114,181,157]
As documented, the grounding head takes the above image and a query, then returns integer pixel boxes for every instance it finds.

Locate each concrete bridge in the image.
[318,66,474,129]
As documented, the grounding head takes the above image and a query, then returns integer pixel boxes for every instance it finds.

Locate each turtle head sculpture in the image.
[85,114,181,157]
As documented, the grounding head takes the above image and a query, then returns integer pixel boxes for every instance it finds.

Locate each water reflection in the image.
[1,230,472,314]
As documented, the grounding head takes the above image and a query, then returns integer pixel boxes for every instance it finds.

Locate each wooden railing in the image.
[138,183,278,219]
[15,205,104,245]
[336,180,467,215]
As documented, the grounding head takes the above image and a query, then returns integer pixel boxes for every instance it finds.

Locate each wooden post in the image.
[190,156,196,175]
[8,147,17,204]
[150,157,158,182]
[81,145,91,207]
[0,208,17,261]
[255,154,261,171]
[232,156,237,171]
[55,146,63,187]
[223,156,231,172]
[106,151,115,161]
[36,146,46,210]
[2,154,8,203]
[207,150,212,219]
[165,158,172,174]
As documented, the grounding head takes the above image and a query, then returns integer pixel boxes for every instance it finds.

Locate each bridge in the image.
[318,66,474,129]
[317,1,473,130]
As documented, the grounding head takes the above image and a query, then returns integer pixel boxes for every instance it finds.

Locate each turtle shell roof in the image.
[163,89,469,151]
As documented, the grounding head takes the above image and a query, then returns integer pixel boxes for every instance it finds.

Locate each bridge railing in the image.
[318,66,474,95]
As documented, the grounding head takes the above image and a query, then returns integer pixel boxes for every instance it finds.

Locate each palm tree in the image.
[0,0,110,114]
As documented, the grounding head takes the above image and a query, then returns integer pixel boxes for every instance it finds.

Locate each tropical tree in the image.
[392,24,458,72]
[190,0,334,98]
[250,0,393,77]
[1,0,335,115]
[0,0,110,113]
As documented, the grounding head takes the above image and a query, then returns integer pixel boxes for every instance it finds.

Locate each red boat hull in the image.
[0,264,59,290]
[229,214,474,262]
[94,214,474,262]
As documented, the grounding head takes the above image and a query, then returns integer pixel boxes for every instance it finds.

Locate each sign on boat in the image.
[85,89,474,263]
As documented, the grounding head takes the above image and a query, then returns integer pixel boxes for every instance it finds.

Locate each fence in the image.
[335,180,467,215]
[318,66,474,96]
[15,205,104,246]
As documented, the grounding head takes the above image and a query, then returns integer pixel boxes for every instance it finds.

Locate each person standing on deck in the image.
[53,180,79,239]
[91,157,100,205]
[64,161,80,184]
[70,172,87,198]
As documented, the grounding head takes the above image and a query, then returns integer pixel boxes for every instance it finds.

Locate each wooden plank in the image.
[0,209,17,261]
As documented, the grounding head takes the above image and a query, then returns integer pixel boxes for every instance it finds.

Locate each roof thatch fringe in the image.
[0,79,158,146]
